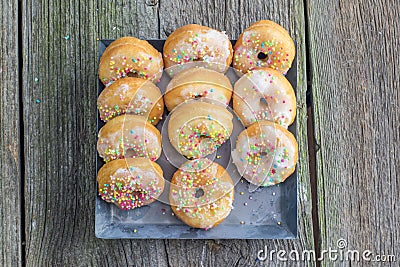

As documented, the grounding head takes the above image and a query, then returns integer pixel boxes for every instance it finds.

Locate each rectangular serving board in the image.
[96,39,298,239]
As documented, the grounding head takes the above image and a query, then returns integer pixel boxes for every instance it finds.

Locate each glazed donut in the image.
[163,24,233,75]
[233,20,295,74]
[164,68,233,111]
[97,115,162,162]
[232,121,298,187]
[97,158,164,210]
[97,77,164,124]
[169,158,234,229]
[233,68,296,128]
[99,37,163,86]
[168,101,233,159]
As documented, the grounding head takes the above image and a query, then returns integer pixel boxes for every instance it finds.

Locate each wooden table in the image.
[1,0,398,266]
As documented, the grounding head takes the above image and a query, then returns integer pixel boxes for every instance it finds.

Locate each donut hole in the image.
[199,135,212,145]
[257,52,268,60]
[127,71,140,78]
[125,148,138,158]
[198,132,210,139]
[195,188,204,198]
[260,97,268,105]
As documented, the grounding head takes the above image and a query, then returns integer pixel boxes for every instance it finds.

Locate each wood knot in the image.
[145,0,158,6]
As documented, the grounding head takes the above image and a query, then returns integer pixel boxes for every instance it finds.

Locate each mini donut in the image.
[168,101,233,159]
[232,121,298,187]
[169,158,234,229]
[233,20,295,74]
[164,68,233,111]
[97,115,162,162]
[163,24,233,75]
[97,158,165,210]
[97,77,164,124]
[233,68,296,128]
[99,37,163,86]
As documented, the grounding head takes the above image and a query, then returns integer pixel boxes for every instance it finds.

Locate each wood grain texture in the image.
[22,0,168,266]
[308,0,400,265]
[0,0,22,266]
[21,0,313,266]
[159,0,314,266]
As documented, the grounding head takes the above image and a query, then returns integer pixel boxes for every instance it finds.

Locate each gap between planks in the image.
[18,0,27,265]
[303,0,321,264]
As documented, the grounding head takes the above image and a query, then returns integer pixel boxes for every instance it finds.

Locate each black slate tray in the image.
[95,39,298,239]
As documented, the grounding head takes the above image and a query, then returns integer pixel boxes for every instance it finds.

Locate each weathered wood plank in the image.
[160,0,314,266]
[308,0,400,265]
[0,0,22,266]
[23,0,169,266]
[23,0,312,266]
